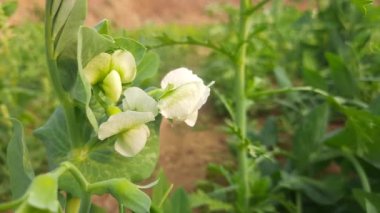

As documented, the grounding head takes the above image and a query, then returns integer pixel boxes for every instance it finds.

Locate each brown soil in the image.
[159,106,233,191]
[9,0,238,28]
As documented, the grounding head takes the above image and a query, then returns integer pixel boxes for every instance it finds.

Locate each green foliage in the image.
[2,0,380,212]
[34,108,159,194]
[6,120,34,199]
[145,0,380,212]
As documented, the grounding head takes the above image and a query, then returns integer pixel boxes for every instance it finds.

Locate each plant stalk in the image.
[344,153,375,213]
[236,0,251,211]
[296,192,302,213]
[44,0,80,148]
[66,196,81,213]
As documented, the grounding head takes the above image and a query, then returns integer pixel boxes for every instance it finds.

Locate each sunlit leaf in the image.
[6,119,35,199]
[34,108,159,196]
[292,104,329,170]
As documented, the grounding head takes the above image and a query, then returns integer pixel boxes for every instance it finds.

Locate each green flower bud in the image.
[107,105,122,116]
[83,52,112,85]
[16,174,60,213]
[101,70,122,102]
[111,50,137,84]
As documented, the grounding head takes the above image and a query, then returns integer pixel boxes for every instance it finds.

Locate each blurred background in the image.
[2,0,380,212]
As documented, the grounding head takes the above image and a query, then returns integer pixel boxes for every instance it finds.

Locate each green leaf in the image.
[280,173,345,205]
[165,188,191,213]
[152,170,171,207]
[34,108,160,195]
[325,52,358,98]
[369,96,380,115]
[51,0,62,19]
[353,189,380,213]
[346,108,380,168]
[302,68,327,91]
[324,107,380,169]
[1,0,18,17]
[273,66,300,102]
[114,38,146,64]
[6,119,35,199]
[190,190,233,212]
[292,104,329,170]
[90,179,151,213]
[54,0,87,57]
[94,19,111,35]
[52,0,75,40]
[134,51,160,85]
[259,116,278,146]
[52,0,87,91]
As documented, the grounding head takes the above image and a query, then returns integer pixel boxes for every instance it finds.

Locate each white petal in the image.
[98,111,154,140]
[83,52,112,85]
[195,84,211,112]
[160,67,203,89]
[111,50,136,83]
[184,111,198,127]
[122,87,158,115]
[158,82,204,121]
[114,125,150,157]
[101,70,122,102]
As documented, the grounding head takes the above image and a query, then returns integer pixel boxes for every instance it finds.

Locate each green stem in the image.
[66,196,81,213]
[158,184,174,208]
[344,153,376,213]
[236,0,250,211]
[250,86,368,108]
[44,0,80,148]
[79,194,91,213]
[118,203,125,213]
[345,154,371,192]
[62,162,90,191]
[296,192,302,213]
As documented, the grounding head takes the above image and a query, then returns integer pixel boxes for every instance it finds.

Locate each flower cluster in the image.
[83,51,212,157]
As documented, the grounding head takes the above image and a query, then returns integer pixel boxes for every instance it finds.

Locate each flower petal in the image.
[184,111,198,127]
[83,52,112,85]
[98,111,155,140]
[101,70,122,102]
[158,82,206,121]
[160,67,202,89]
[111,50,137,83]
[114,124,150,157]
[122,87,158,115]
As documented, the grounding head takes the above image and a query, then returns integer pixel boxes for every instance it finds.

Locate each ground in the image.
[10,0,238,27]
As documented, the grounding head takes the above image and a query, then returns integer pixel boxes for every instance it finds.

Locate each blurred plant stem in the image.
[296,192,302,213]
[344,152,375,213]
[66,196,81,213]
[236,0,251,211]
[44,0,80,149]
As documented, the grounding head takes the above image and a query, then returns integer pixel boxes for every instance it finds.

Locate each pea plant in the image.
[148,0,380,212]
[0,0,211,212]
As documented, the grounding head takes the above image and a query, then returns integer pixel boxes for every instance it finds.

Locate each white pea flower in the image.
[82,50,137,102]
[122,87,158,116]
[83,52,112,85]
[101,70,122,103]
[111,50,137,84]
[98,111,154,157]
[98,87,158,157]
[158,67,211,127]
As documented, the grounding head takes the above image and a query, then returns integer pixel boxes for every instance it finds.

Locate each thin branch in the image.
[250,86,368,109]
[147,38,235,61]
